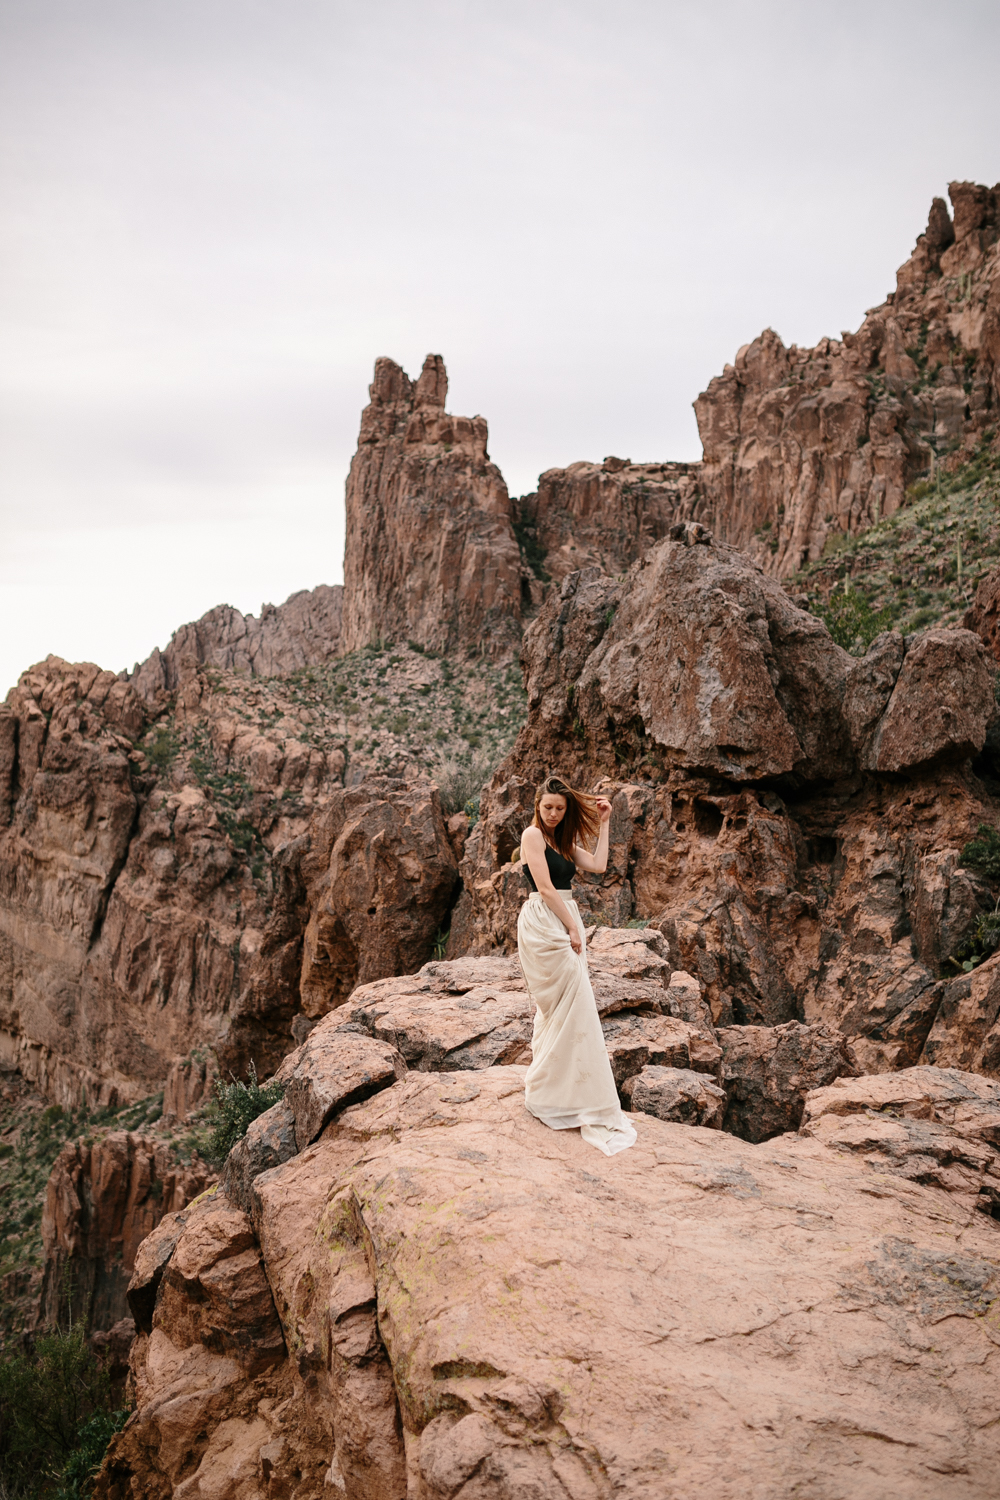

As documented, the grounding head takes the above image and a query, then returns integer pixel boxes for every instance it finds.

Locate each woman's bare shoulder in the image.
[521,825,544,846]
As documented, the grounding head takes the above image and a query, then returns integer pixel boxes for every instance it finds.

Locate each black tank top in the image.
[523,842,577,891]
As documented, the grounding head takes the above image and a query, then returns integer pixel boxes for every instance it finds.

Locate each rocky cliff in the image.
[340,355,524,659]
[454,527,1000,1087]
[5,180,1000,1395]
[514,181,999,590]
[130,585,344,706]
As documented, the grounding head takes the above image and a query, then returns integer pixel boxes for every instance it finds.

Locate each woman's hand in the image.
[568,926,583,954]
[595,797,612,825]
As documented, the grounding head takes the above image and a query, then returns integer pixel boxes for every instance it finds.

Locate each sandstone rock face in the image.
[505,535,993,790]
[454,528,1000,1075]
[340,355,524,659]
[102,1067,1000,1500]
[718,1021,855,1142]
[40,1129,214,1332]
[129,584,343,705]
[336,956,534,1072]
[923,949,1000,1078]
[283,1023,406,1150]
[305,937,719,1103]
[965,563,1000,662]
[298,777,458,1018]
[222,1099,298,1217]
[512,185,998,586]
[0,659,146,1104]
[800,1065,1000,1219]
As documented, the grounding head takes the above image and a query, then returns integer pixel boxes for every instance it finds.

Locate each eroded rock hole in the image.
[808,837,838,865]
[694,801,724,838]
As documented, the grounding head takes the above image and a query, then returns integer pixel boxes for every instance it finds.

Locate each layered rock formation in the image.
[340,355,524,659]
[694,180,1000,575]
[514,458,699,587]
[0,645,483,1110]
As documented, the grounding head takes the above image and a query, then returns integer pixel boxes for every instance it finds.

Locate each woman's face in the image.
[538,793,567,830]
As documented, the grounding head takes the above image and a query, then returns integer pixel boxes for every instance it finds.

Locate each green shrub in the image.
[435,752,493,817]
[960,825,1000,881]
[512,518,550,582]
[144,725,178,772]
[816,585,894,655]
[208,1063,285,1162]
[0,1325,123,1500]
[55,1408,129,1500]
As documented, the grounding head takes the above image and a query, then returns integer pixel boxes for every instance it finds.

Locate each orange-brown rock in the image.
[621,1063,726,1127]
[40,1129,214,1332]
[863,626,993,771]
[922,947,1000,1078]
[965,563,1000,662]
[221,1099,299,1217]
[283,1022,406,1149]
[130,584,343,706]
[799,1065,1000,1219]
[101,1067,1000,1500]
[297,777,459,1018]
[151,1193,285,1370]
[297,936,717,1101]
[0,658,146,1104]
[718,1021,855,1142]
[340,355,524,659]
[601,1012,720,1085]
[511,185,998,589]
[450,523,1000,1078]
[516,457,699,587]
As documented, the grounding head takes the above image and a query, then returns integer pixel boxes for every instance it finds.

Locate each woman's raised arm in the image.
[572,797,612,874]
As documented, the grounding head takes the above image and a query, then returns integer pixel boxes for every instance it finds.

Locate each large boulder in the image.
[102,1066,1000,1500]
[298,777,459,1015]
[719,1021,856,1141]
[863,628,994,771]
[622,1064,727,1127]
[922,948,1000,1078]
[518,538,856,784]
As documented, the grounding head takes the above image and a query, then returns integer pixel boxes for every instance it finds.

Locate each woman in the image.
[517,774,637,1156]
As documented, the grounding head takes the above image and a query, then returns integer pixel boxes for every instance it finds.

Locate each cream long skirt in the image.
[517,891,637,1156]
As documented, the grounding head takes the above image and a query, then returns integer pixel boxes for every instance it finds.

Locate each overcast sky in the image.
[2,0,998,696]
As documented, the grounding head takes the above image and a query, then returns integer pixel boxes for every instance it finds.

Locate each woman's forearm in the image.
[594,819,610,873]
[539,886,577,934]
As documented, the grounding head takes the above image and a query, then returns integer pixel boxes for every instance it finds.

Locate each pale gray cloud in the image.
[2,0,998,693]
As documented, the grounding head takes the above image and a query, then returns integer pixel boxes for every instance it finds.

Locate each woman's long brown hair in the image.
[532,774,601,860]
